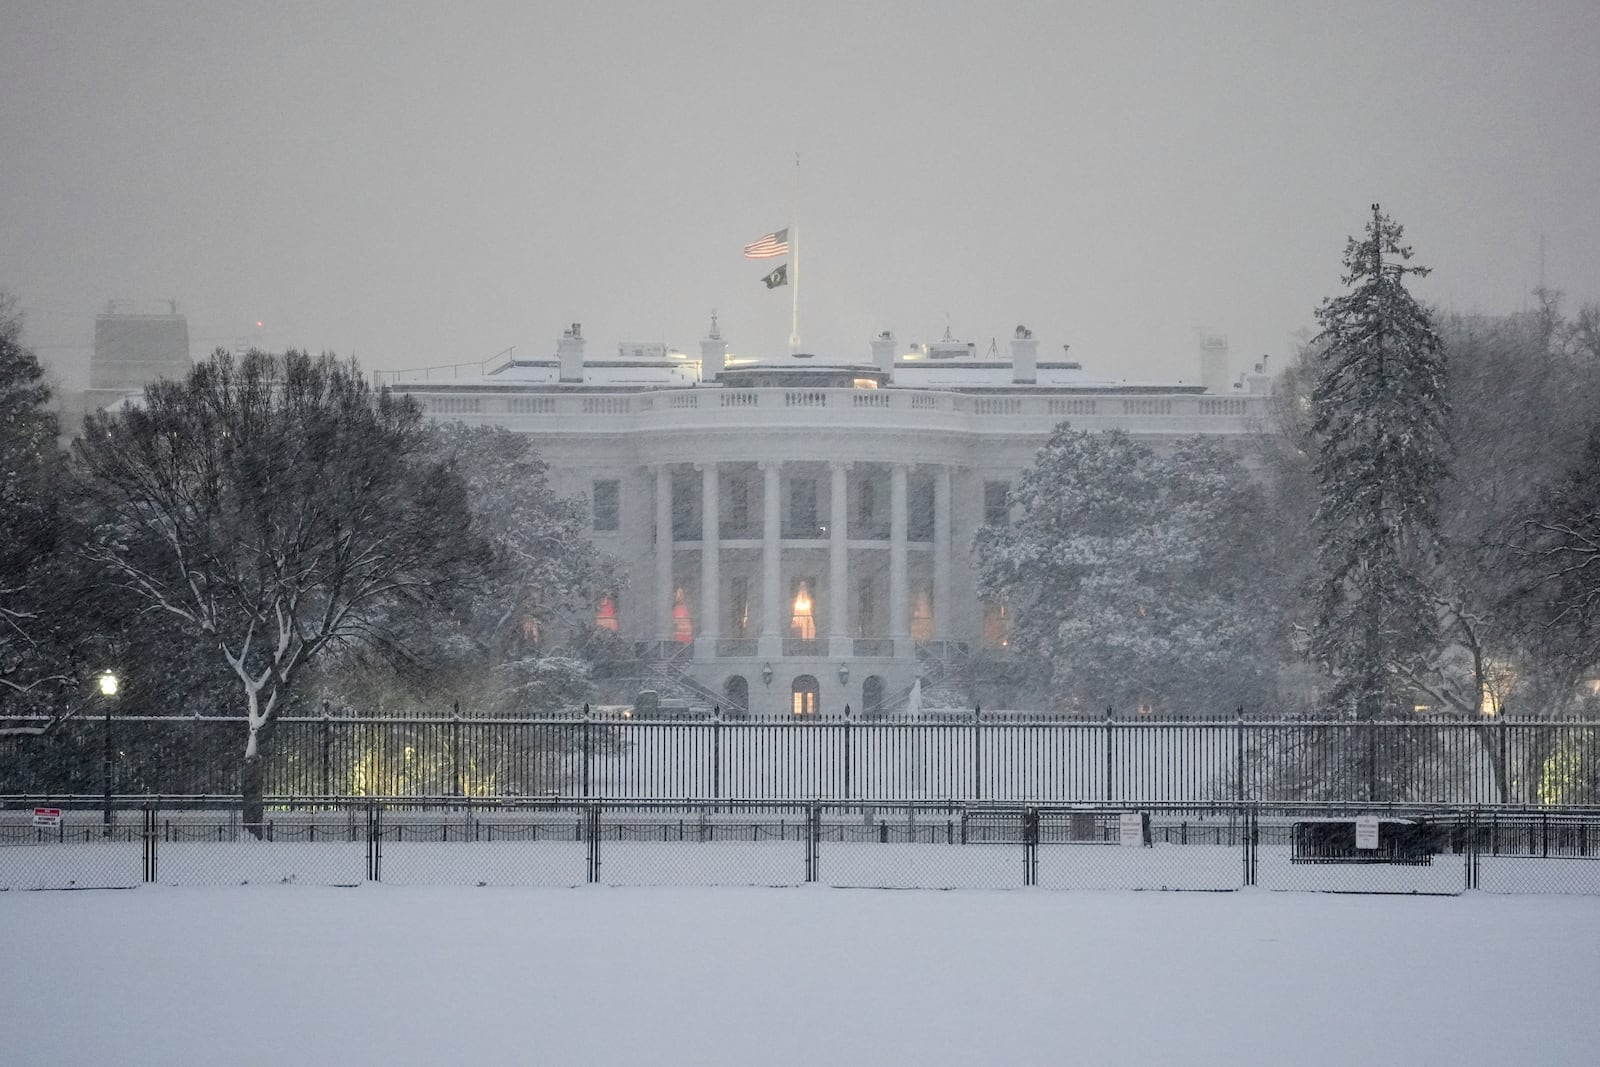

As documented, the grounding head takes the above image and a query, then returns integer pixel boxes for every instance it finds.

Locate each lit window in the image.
[911,589,934,644]
[593,480,620,531]
[672,588,693,644]
[791,675,819,716]
[982,601,1009,648]
[791,580,816,639]
[595,594,620,632]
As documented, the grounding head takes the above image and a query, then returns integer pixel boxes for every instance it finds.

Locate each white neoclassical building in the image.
[389,322,1273,717]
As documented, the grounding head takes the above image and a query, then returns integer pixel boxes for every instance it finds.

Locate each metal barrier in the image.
[5,713,1598,805]
[4,797,1598,895]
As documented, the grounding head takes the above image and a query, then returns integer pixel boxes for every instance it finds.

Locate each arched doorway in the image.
[791,674,819,717]
[862,675,886,718]
[724,675,749,718]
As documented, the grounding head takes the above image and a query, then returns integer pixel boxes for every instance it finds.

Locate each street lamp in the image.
[99,671,120,834]
[837,663,849,686]
[761,662,774,688]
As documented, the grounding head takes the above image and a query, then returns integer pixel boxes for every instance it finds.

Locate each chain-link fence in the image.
[5,797,1599,895]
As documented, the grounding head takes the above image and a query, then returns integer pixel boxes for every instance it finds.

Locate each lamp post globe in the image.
[98,671,119,697]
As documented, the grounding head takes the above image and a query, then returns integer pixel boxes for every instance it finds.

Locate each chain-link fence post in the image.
[366,801,381,882]
[1023,807,1039,886]
[805,802,821,883]
[142,804,157,883]
[585,804,601,884]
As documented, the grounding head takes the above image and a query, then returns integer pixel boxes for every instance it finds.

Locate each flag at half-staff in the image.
[760,263,788,289]
[744,228,789,258]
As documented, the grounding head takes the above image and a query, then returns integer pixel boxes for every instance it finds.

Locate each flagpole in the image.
[790,153,801,352]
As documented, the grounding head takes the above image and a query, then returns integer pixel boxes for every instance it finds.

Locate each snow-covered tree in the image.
[975,426,1279,714]
[1513,422,1600,680]
[72,350,480,828]
[1309,205,1449,721]
[0,293,75,727]
[307,422,609,720]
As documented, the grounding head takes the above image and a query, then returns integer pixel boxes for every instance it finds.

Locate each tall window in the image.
[790,579,817,639]
[982,600,1009,648]
[911,588,934,644]
[671,471,701,541]
[862,675,886,716]
[729,577,750,638]
[983,481,1010,526]
[854,472,889,539]
[908,477,935,542]
[857,579,878,637]
[595,593,621,632]
[789,477,818,537]
[726,475,750,536]
[592,480,620,532]
[672,588,693,644]
[724,675,750,717]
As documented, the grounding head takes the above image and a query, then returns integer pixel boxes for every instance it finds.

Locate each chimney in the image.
[1009,325,1038,384]
[558,323,585,383]
[700,314,726,382]
[1198,333,1230,394]
[1245,354,1274,394]
[870,330,897,381]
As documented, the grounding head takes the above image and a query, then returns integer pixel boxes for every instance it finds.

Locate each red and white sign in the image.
[32,807,62,828]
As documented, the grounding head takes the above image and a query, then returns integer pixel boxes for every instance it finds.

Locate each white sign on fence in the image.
[32,807,62,828]
[1119,812,1146,847]
[1355,815,1380,850]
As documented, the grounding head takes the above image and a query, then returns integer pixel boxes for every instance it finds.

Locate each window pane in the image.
[593,480,620,531]
[983,481,1010,526]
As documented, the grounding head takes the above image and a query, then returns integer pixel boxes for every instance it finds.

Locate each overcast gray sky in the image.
[5,1,1598,390]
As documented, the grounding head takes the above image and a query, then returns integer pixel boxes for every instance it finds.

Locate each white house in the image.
[389,321,1274,717]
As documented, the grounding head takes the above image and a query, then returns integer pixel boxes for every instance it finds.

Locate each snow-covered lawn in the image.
[2,885,1596,1067]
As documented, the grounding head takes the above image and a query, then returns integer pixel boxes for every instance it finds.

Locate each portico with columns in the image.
[643,454,961,716]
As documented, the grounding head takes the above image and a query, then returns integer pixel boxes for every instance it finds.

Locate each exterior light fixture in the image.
[761,662,774,687]
[98,671,119,697]
[837,663,850,686]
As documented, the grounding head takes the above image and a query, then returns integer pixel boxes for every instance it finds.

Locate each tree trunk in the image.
[240,718,278,838]
[242,752,266,838]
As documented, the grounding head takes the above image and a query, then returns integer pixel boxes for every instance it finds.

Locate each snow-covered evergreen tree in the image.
[1309,205,1449,720]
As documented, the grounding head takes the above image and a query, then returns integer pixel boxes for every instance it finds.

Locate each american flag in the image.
[743,228,789,258]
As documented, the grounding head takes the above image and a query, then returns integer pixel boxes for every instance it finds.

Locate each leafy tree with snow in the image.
[71,350,481,829]
[975,426,1279,714]
[1309,205,1449,723]
[1513,422,1600,684]
[307,422,608,722]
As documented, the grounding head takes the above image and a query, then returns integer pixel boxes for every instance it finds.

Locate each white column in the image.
[934,464,952,642]
[828,461,851,658]
[759,461,782,659]
[700,462,720,655]
[655,464,674,645]
[890,464,910,658]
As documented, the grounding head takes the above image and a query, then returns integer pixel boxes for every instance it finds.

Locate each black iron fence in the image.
[3,712,1599,805]
[3,796,1597,895]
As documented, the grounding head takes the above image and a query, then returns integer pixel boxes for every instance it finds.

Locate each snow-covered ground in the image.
[2,885,1596,1067]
